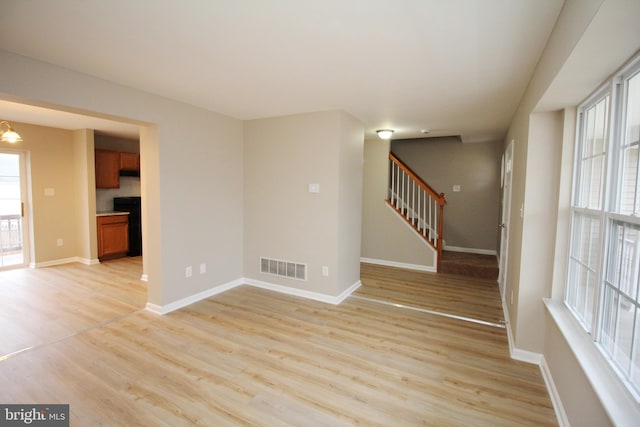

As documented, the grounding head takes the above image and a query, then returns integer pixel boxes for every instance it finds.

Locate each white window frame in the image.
[566,86,610,333]
[565,52,640,403]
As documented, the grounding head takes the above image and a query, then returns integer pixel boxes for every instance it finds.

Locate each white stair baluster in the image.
[390,159,395,204]
[423,189,427,237]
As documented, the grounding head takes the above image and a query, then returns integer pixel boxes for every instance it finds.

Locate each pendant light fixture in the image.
[0,121,23,143]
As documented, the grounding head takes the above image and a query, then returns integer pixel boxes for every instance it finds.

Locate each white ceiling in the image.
[0,0,564,142]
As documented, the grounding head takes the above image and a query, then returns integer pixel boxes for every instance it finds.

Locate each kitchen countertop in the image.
[96,211,130,217]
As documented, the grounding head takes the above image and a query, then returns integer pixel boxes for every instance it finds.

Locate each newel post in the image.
[437,193,445,268]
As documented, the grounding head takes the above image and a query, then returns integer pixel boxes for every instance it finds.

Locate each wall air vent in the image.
[260,257,307,281]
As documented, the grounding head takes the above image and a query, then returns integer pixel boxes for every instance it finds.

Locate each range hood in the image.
[120,169,140,177]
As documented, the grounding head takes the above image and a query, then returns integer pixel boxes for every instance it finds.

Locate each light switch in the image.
[308,183,320,193]
[44,188,55,196]
[453,185,461,192]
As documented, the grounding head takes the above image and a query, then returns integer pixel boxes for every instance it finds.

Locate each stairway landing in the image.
[439,250,499,280]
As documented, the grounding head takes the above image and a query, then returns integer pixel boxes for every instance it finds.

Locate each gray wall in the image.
[391,138,502,252]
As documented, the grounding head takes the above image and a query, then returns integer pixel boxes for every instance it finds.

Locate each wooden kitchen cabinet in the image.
[95,149,120,188]
[120,152,140,172]
[97,214,129,260]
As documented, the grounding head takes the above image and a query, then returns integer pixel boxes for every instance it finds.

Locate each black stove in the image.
[113,197,142,257]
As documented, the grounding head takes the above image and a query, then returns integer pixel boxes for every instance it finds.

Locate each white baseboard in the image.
[31,256,96,268]
[244,278,361,305]
[500,297,569,427]
[540,355,570,427]
[511,347,543,365]
[443,245,497,256]
[145,277,361,315]
[144,302,163,315]
[360,257,437,273]
[145,278,244,315]
[501,295,543,364]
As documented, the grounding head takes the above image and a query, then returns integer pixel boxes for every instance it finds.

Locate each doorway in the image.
[498,140,514,298]
[0,151,29,268]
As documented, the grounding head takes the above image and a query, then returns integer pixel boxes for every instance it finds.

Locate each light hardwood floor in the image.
[0,259,557,426]
[357,263,505,324]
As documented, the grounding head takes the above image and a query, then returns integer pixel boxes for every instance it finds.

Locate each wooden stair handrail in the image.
[387,152,446,270]
[388,153,446,206]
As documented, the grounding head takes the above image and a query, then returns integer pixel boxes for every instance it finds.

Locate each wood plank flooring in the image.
[358,262,505,324]
[0,257,146,357]
[0,259,557,426]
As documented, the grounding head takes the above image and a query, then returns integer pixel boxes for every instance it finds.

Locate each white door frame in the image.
[498,140,514,298]
[0,150,31,269]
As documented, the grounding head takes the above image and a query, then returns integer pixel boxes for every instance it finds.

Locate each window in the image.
[566,54,640,399]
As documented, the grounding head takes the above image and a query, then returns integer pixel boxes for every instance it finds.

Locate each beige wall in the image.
[0,122,79,265]
[513,111,563,351]
[504,0,606,350]
[337,113,365,291]
[0,50,245,307]
[504,0,640,424]
[391,138,502,252]
[503,0,605,352]
[244,110,363,297]
[153,106,244,305]
[544,315,613,426]
[72,129,97,263]
[361,138,437,269]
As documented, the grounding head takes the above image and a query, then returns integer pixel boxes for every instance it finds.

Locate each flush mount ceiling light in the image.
[376,129,394,139]
[0,121,23,143]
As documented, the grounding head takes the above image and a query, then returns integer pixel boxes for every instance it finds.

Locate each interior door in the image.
[498,141,514,298]
[0,151,29,268]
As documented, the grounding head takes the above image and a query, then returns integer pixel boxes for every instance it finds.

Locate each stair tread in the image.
[440,251,498,280]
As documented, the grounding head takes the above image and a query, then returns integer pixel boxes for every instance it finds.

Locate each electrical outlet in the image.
[322,266,329,277]
[185,266,192,278]
[56,238,63,247]
[200,263,206,274]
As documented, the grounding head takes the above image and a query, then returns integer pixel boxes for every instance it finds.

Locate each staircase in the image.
[386,153,499,280]
[386,153,446,269]
[439,250,499,280]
